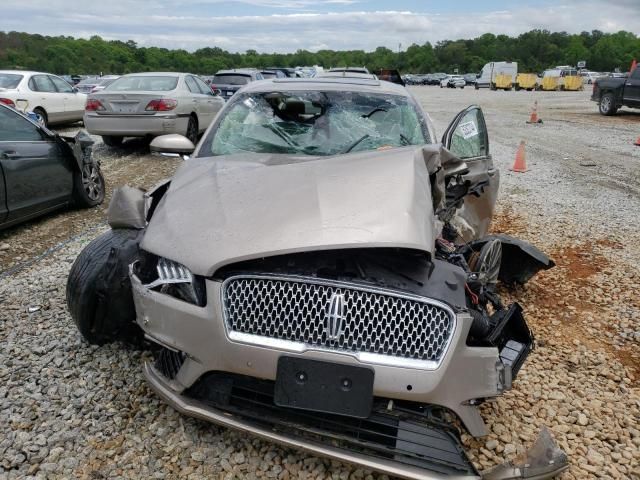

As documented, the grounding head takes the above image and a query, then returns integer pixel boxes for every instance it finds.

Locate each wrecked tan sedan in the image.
[67,77,565,479]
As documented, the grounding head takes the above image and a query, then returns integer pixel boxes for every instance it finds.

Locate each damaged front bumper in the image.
[144,362,481,480]
[145,362,568,480]
[131,272,523,438]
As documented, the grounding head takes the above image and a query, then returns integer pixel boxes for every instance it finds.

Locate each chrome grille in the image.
[222,276,455,366]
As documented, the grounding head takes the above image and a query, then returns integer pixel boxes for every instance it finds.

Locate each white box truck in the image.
[474,61,518,90]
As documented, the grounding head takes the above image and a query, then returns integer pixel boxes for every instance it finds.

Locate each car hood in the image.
[142,145,445,277]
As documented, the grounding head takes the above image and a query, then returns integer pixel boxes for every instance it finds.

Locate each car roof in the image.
[121,72,184,76]
[240,77,408,96]
[215,69,258,75]
[316,71,377,80]
[0,70,51,75]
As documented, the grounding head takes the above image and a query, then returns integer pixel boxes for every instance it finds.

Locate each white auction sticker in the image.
[458,121,478,139]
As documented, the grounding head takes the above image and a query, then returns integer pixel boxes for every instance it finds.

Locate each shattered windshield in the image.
[202,90,430,157]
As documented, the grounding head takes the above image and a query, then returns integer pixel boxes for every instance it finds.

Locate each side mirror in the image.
[212,88,221,96]
[72,86,79,93]
[150,134,195,159]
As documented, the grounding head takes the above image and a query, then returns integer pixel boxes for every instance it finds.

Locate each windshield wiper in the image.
[400,133,411,145]
[342,134,370,154]
[362,107,388,118]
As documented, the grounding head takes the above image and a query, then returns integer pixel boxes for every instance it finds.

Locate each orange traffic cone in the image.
[526,101,541,124]
[634,136,640,146]
[510,141,528,172]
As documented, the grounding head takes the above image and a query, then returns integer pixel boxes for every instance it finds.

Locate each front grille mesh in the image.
[222,277,454,363]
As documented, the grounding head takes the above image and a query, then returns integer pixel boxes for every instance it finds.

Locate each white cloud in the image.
[1,1,639,53]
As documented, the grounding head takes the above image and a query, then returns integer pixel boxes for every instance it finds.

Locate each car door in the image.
[194,76,224,127]
[441,105,498,241]
[49,75,85,122]
[184,75,209,130]
[624,67,640,107]
[28,75,65,123]
[0,105,73,222]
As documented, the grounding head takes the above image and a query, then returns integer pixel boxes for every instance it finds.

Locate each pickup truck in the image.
[591,68,640,115]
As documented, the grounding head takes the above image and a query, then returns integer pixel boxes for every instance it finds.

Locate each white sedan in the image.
[0,70,87,126]
[579,71,601,84]
[440,75,466,88]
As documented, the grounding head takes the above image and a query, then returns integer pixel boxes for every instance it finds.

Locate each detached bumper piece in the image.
[482,427,569,480]
[145,363,480,479]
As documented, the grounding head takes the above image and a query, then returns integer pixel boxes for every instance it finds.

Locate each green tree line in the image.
[1,29,638,76]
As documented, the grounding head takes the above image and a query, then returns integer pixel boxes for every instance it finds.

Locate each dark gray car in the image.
[0,104,104,230]
[209,69,264,99]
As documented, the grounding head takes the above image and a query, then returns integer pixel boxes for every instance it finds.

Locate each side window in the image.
[30,75,56,93]
[448,108,488,159]
[194,76,212,95]
[185,76,200,94]
[49,75,73,93]
[0,106,43,142]
[632,68,640,80]
[256,73,263,80]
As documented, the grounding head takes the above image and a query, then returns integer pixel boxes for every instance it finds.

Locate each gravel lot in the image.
[1,87,638,480]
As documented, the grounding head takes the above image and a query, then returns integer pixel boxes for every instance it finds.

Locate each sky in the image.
[2,0,639,53]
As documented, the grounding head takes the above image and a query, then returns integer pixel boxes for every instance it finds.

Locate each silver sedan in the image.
[83,72,224,146]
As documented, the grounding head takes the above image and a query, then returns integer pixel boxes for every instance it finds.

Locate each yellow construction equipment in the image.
[562,76,584,91]
[540,76,559,91]
[516,73,537,91]
[493,73,513,90]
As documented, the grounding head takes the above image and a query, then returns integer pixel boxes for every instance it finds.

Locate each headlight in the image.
[137,254,206,306]
[147,257,193,288]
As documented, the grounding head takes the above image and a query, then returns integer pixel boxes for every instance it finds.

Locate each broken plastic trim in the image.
[131,257,206,307]
[482,427,569,480]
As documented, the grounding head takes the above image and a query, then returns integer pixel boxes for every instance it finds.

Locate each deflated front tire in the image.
[66,229,143,346]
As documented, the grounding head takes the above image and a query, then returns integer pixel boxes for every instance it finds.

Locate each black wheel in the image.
[490,83,496,91]
[475,83,479,90]
[33,107,47,127]
[102,135,123,147]
[515,85,521,91]
[67,229,143,346]
[186,115,198,144]
[73,163,105,207]
[599,93,618,116]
